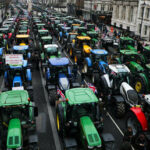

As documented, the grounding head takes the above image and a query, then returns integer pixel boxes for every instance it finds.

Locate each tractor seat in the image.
[127,90,139,105]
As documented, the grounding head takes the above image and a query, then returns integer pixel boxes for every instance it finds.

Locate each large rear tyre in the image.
[126,112,142,136]
[115,102,125,118]
[56,104,65,137]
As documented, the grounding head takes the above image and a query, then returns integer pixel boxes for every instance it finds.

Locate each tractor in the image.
[41,44,61,66]
[126,94,150,149]
[86,24,95,32]
[77,27,87,36]
[43,57,80,105]
[119,37,137,52]
[37,29,49,40]
[4,54,33,100]
[113,50,150,93]
[101,36,113,50]
[58,26,71,44]
[83,49,108,79]
[64,32,78,52]
[71,24,80,32]
[38,36,53,52]
[56,88,104,149]
[87,31,99,48]
[69,36,92,64]
[0,90,39,150]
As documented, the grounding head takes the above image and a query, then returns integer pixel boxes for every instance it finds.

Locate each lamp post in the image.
[140,0,146,37]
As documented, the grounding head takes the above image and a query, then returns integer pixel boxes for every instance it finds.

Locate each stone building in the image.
[136,0,150,40]
[111,0,138,33]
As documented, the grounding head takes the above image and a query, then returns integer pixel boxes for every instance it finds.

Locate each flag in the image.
[87,83,97,94]
[57,88,65,100]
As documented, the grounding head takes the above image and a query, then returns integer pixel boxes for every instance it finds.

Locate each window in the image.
[116,5,119,19]
[144,25,148,35]
[101,4,104,11]
[122,6,126,20]
[140,7,144,18]
[130,7,134,22]
[146,8,150,19]
[138,24,142,34]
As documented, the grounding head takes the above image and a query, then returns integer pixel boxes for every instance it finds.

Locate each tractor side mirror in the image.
[34,107,38,117]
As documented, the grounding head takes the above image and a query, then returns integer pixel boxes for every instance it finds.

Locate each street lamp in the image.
[140,0,146,37]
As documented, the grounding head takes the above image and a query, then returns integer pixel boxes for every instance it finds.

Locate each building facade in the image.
[111,0,138,33]
[136,0,150,40]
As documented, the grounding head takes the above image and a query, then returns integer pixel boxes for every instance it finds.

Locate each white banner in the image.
[5,54,23,65]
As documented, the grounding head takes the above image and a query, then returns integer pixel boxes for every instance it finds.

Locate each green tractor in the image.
[87,31,99,48]
[113,50,150,93]
[119,37,137,52]
[77,27,87,36]
[56,88,103,149]
[0,90,38,150]
[39,36,53,52]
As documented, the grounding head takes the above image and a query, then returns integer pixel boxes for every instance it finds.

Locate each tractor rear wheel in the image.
[49,90,57,106]
[134,76,147,93]
[126,112,142,136]
[115,102,125,118]
[56,104,65,137]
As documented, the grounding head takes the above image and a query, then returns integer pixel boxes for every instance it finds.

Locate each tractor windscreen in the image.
[0,106,29,123]
[16,38,28,45]
[70,35,76,41]
[69,103,96,121]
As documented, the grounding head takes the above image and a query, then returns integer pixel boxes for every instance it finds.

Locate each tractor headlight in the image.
[97,144,102,148]
[88,146,94,149]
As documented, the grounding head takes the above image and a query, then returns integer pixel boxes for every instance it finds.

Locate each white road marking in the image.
[39,66,62,150]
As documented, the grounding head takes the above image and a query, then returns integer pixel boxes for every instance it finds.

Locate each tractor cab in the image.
[16,34,29,46]
[36,23,46,30]
[143,45,150,63]
[41,36,53,46]
[109,64,131,92]
[4,54,33,98]
[13,45,31,60]
[87,31,99,48]
[73,19,85,26]
[119,37,137,52]
[0,27,9,38]
[0,90,38,150]
[59,27,71,44]
[91,49,108,64]
[46,57,71,91]
[77,27,87,36]
[71,24,80,32]
[87,24,95,32]
[56,88,103,149]
[18,29,29,35]
[38,29,49,38]
[101,36,113,50]
[119,50,146,67]
[41,44,61,61]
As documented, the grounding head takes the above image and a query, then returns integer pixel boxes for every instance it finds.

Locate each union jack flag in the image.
[57,88,65,100]
[87,83,97,94]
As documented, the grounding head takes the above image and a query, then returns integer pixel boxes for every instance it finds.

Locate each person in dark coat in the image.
[123,127,133,143]
[135,134,147,150]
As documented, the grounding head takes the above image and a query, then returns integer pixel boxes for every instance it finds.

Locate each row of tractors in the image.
[33,7,150,150]
[0,7,39,150]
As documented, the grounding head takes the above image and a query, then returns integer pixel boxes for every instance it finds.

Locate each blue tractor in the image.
[4,54,33,100]
[83,49,109,84]
[43,57,80,105]
[12,45,32,61]
[58,27,71,45]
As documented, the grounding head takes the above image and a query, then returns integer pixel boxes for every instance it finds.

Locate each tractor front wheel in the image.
[56,104,65,137]
[115,102,125,118]
[126,112,142,135]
